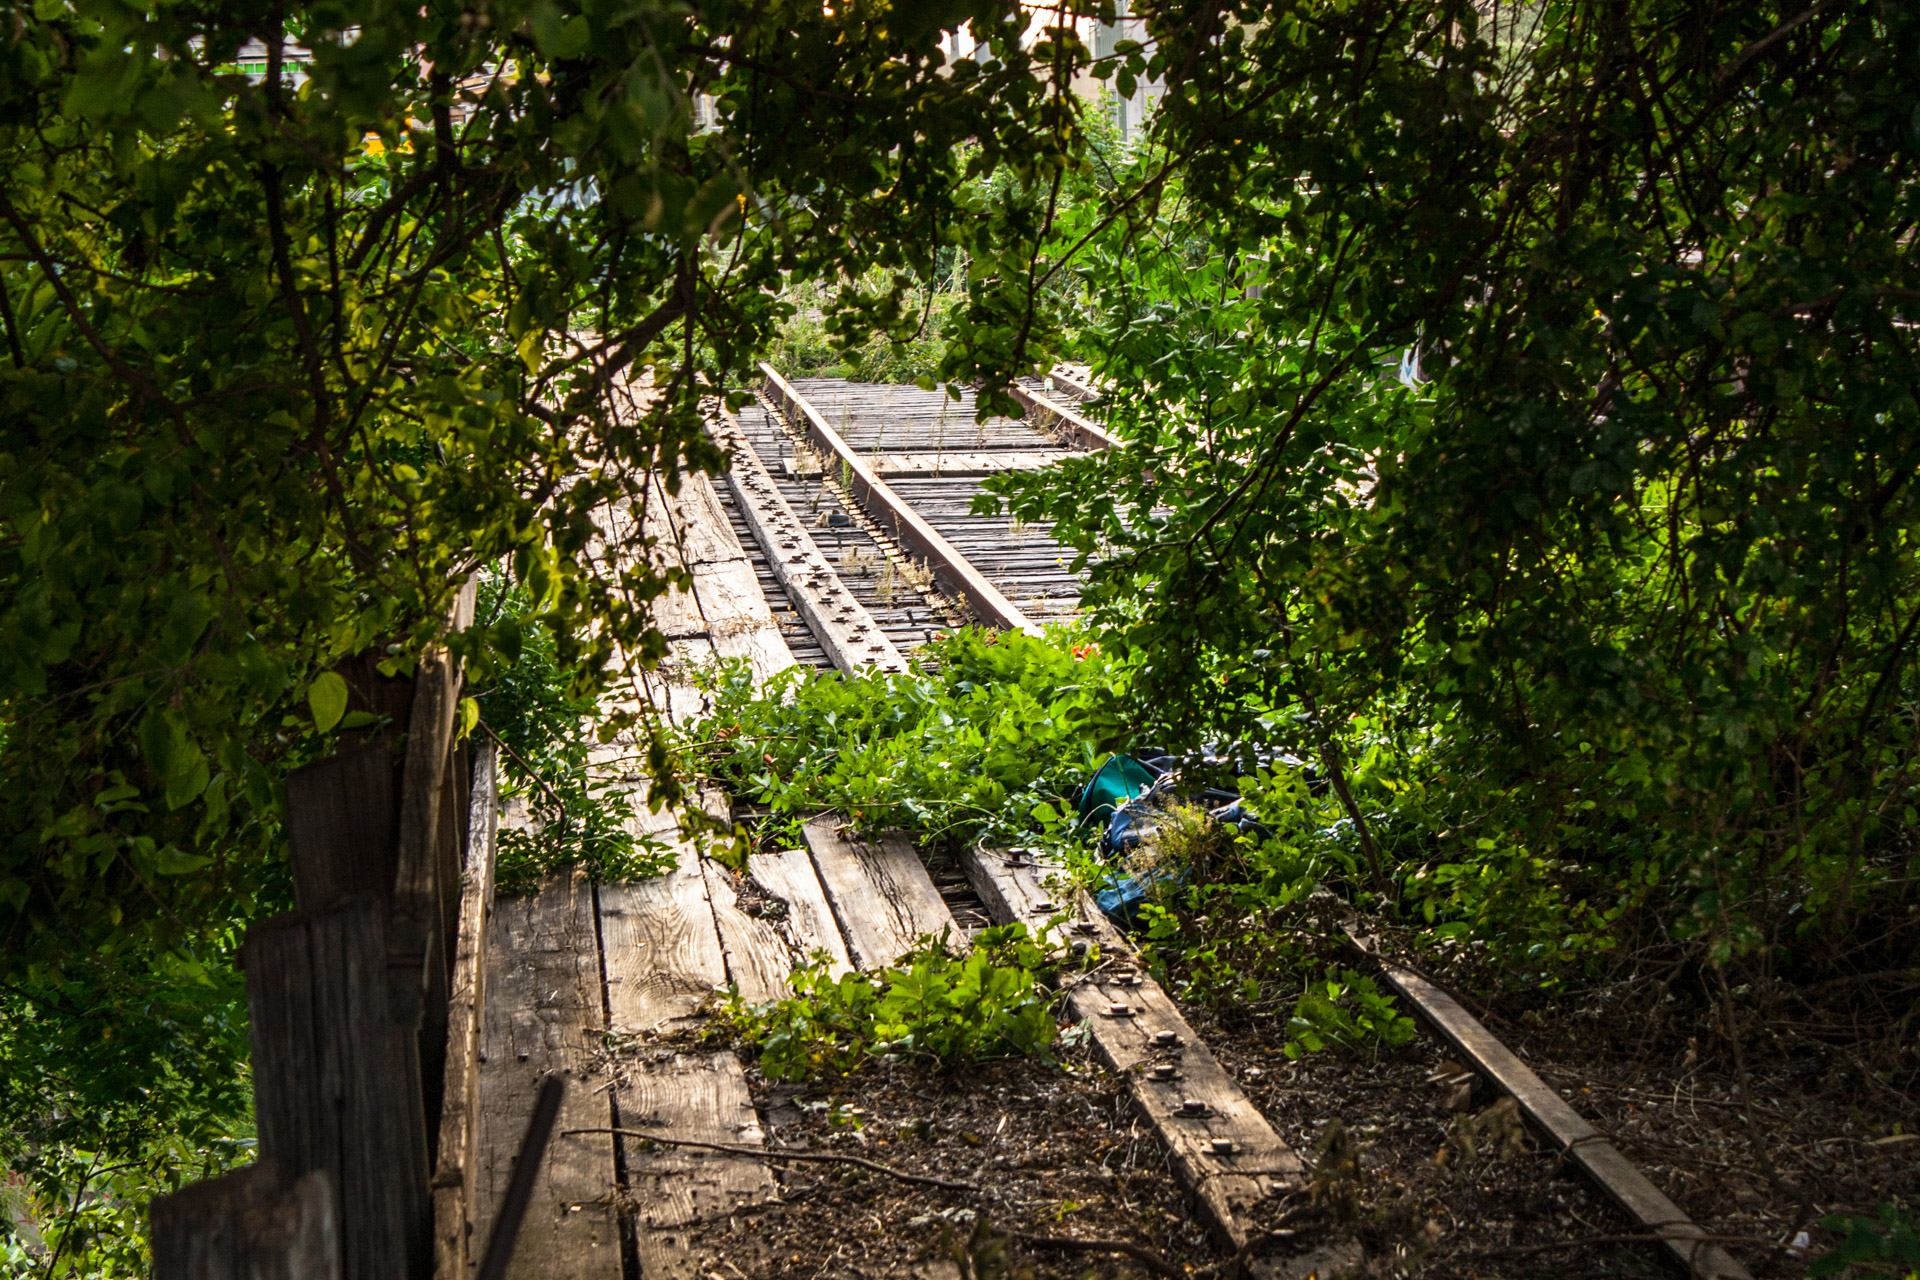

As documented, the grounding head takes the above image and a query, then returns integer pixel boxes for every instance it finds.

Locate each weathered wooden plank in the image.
[700,858,796,1007]
[701,846,855,1004]
[284,742,397,912]
[1005,382,1123,452]
[712,408,909,674]
[660,470,751,570]
[618,1052,777,1280]
[865,451,1063,477]
[243,898,431,1280]
[958,846,1307,1252]
[691,557,799,684]
[761,363,1042,637]
[1349,930,1753,1280]
[150,1161,338,1280]
[744,846,855,980]
[1046,366,1100,403]
[599,840,729,1033]
[600,836,777,1279]
[431,743,499,1280]
[802,817,959,970]
[472,871,621,1280]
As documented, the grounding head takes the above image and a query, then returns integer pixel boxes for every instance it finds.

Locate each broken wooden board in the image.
[701,846,855,1005]
[959,845,1307,1252]
[1349,929,1752,1280]
[472,870,621,1280]
[802,817,960,970]
[711,408,908,674]
[599,838,777,1280]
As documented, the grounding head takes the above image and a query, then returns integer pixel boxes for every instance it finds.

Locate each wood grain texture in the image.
[284,742,397,912]
[744,846,855,980]
[700,846,854,1004]
[760,363,1042,637]
[958,846,1307,1251]
[598,839,728,1032]
[712,408,908,674]
[803,818,960,970]
[243,899,431,1280]
[1351,931,1752,1280]
[471,872,620,1280]
[431,744,499,1280]
[600,840,777,1279]
[619,1051,777,1280]
[150,1162,339,1280]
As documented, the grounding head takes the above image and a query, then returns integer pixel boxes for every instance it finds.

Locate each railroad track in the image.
[454,368,1754,1280]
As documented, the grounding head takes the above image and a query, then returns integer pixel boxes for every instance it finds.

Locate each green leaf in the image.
[308,671,350,734]
[153,845,213,875]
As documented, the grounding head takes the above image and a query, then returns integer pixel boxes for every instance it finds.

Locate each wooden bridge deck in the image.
[457,371,1748,1280]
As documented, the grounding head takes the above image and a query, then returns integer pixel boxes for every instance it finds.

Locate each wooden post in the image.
[243,897,431,1280]
[431,742,499,1280]
[150,1161,339,1280]
[284,743,399,912]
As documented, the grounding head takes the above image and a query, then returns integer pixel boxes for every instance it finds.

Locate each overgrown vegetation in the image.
[469,574,669,893]
[720,924,1058,1081]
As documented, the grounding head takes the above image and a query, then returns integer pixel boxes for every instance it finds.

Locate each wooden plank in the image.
[865,450,1062,477]
[150,1162,338,1280]
[701,847,855,1005]
[1047,365,1100,402]
[958,846,1308,1252]
[660,470,751,570]
[432,743,499,1280]
[599,840,730,1033]
[711,408,909,674]
[744,847,855,980]
[801,817,959,970]
[243,897,432,1280]
[600,838,777,1280]
[691,557,798,684]
[471,871,621,1280]
[619,1052,777,1280]
[1350,930,1753,1280]
[1007,381,1123,451]
[284,742,397,912]
[760,363,1043,637]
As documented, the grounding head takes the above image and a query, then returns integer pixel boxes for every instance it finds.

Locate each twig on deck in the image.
[1009,1232,1185,1280]
[560,1127,979,1193]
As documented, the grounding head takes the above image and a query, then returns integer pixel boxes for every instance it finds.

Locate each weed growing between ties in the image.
[469,572,673,893]
[720,925,1059,1081]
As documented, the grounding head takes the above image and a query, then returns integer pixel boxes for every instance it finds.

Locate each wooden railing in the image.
[151,581,517,1280]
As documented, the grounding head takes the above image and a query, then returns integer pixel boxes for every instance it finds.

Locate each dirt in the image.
[632,1042,1213,1280]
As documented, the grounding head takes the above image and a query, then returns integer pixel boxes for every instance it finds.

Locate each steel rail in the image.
[1004,380,1124,451]
[759,362,1044,636]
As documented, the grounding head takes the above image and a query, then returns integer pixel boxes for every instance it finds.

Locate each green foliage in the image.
[721,923,1058,1081]
[469,573,668,893]
[983,0,1920,973]
[1809,1203,1920,1279]
[0,1,1109,1267]
[683,626,1130,848]
[1283,967,1418,1061]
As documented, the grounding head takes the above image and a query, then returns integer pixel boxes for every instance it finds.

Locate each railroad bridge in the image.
[151,369,1748,1280]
